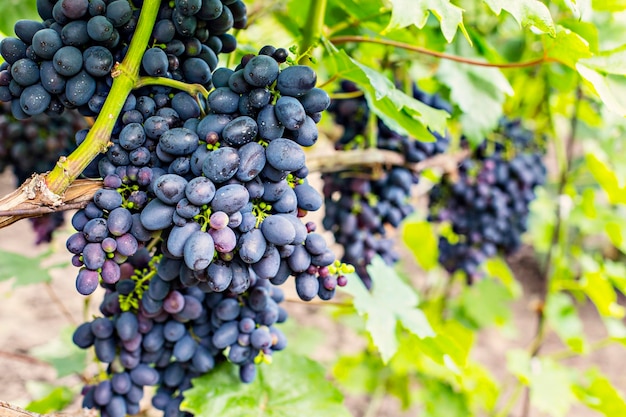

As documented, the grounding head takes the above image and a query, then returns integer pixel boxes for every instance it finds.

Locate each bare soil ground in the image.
[1,170,625,417]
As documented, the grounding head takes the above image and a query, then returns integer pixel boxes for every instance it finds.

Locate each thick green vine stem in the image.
[298,0,327,64]
[45,0,162,194]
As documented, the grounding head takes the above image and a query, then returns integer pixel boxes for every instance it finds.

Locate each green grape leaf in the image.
[482,0,556,36]
[419,379,470,417]
[585,150,626,203]
[580,256,624,318]
[341,257,434,363]
[25,384,74,414]
[453,279,514,329]
[0,249,54,287]
[530,359,576,416]
[592,0,626,11]
[544,25,592,69]
[333,352,384,395]
[578,64,626,116]
[437,57,512,144]
[578,44,626,75]
[324,46,449,140]
[482,257,521,297]
[182,352,352,417]
[573,369,626,416]
[402,219,438,271]
[507,352,576,416]
[30,326,87,378]
[386,0,470,44]
[544,293,586,353]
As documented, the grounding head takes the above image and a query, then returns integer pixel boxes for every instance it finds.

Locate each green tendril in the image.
[252,199,272,228]
[119,255,162,312]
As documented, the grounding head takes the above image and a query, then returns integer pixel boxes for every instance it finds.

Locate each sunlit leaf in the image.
[585,150,626,203]
[341,257,434,363]
[402,220,438,271]
[452,279,514,329]
[386,0,470,43]
[182,352,352,417]
[592,0,626,11]
[25,383,74,414]
[482,0,556,36]
[530,359,576,416]
[580,256,624,318]
[482,257,521,297]
[573,369,626,416]
[544,25,591,68]
[544,293,586,353]
[324,45,449,140]
[437,58,512,144]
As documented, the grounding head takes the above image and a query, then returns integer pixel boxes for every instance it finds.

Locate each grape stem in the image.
[134,77,212,99]
[329,35,552,68]
[45,0,162,193]
[298,0,327,64]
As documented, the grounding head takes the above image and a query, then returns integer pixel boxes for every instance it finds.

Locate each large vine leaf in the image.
[0,249,53,287]
[341,256,434,363]
[437,57,513,144]
[385,0,470,44]
[324,45,449,140]
[482,0,556,36]
[182,352,352,417]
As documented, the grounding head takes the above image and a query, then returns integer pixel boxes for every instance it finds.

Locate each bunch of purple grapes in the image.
[66,47,351,417]
[0,0,245,118]
[428,118,546,282]
[323,81,450,287]
[73,251,289,417]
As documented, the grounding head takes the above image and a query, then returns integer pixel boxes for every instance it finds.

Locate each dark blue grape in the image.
[276,65,316,97]
[140,199,175,231]
[211,183,249,214]
[274,96,306,130]
[243,55,279,87]
[183,230,214,270]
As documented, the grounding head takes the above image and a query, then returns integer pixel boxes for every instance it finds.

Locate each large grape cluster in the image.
[428,119,546,282]
[323,81,449,287]
[68,48,351,417]
[73,251,289,417]
[0,102,88,242]
[0,0,245,118]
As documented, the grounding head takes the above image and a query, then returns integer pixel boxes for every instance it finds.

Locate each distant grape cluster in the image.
[323,81,450,287]
[0,102,88,242]
[0,0,245,118]
[428,119,546,282]
[67,46,351,417]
